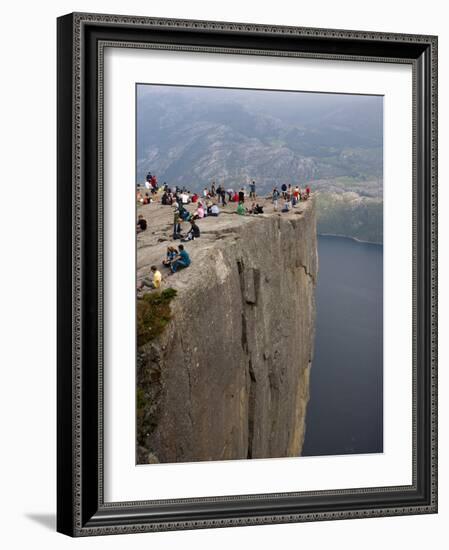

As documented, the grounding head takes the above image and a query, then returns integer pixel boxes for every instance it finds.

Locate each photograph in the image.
[135,84,384,465]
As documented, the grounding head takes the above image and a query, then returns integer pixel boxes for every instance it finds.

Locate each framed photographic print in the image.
[57,12,438,536]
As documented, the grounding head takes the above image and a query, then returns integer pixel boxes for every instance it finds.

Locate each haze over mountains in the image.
[137,85,383,242]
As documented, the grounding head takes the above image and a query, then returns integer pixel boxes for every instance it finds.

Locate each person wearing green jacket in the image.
[236,201,246,215]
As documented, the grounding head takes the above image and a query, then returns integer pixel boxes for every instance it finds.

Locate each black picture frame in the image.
[57,12,438,536]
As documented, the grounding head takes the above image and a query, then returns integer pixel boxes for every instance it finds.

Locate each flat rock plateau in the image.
[136,196,318,464]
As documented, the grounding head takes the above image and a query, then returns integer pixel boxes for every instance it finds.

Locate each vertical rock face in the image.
[137,200,317,464]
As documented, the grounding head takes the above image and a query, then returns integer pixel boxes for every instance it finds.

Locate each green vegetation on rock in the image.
[136,287,178,464]
[137,288,178,347]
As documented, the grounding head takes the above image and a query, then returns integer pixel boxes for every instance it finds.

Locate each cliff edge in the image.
[137,198,318,464]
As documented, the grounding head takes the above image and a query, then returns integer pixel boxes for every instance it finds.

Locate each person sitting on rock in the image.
[161,191,169,205]
[236,201,246,215]
[281,200,290,213]
[196,202,205,219]
[171,244,191,273]
[136,214,147,233]
[180,191,190,204]
[247,202,257,214]
[137,265,162,290]
[205,197,213,213]
[255,203,264,214]
[182,219,200,241]
[162,246,178,267]
[210,203,220,217]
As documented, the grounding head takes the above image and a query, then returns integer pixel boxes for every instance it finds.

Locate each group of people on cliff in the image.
[136,174,312,294]
[137,175,312,236]
[137,176,258,207]
[137,244,192,293]
[271,184,311,212]
[138,175,311,210]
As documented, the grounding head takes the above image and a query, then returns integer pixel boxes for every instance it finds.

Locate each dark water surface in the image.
[302,236,383,456]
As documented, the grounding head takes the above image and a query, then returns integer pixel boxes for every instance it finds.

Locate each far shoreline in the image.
[318,232,383,246]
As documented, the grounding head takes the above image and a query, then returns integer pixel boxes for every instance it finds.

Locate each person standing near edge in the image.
[281,183,287,199]
[249,179,256,199]
[272,187,280,211]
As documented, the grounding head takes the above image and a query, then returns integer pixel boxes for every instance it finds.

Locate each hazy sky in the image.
[137,83,383,128]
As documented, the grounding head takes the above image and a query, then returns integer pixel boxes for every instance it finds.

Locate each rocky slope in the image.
[136,199,318,464]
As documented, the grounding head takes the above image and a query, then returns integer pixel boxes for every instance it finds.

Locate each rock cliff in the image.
[136,199,318,464]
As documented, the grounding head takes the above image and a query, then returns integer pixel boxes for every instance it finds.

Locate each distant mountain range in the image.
[137,85,383,242]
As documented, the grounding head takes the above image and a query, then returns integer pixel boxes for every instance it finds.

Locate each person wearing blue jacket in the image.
[171,244,191,273]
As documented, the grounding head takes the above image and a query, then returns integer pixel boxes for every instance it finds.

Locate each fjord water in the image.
[302,236,383,456]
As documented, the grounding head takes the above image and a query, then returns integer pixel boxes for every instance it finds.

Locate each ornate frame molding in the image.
[57,12,438,537]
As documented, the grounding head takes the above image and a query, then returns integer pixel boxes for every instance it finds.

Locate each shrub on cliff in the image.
[137,288,178,346]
